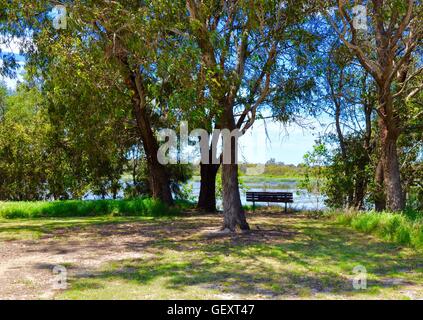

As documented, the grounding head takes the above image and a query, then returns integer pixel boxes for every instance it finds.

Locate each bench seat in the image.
[246,192,293,213]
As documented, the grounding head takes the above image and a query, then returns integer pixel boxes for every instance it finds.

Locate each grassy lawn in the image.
[332,211,423,249]
[0,216,167,241]
[1,212,421,300]
[0,199,183,219]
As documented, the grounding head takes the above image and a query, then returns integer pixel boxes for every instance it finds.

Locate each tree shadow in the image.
[58,215,423,298]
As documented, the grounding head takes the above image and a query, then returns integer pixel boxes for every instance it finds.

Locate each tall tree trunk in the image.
[220,107,249,231]
[133,103,173,205]
[353,169,366,210]
[127,71,173,206]
[222,163,249,231]
[353,101,373,210]
[379,119,404,211]
[197,162,219,212]
[374,159,386,211]
[146,158,173,205]
[197,121,221,212]
[334,99,354,208]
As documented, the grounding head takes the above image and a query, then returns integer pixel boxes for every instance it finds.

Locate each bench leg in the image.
[285,202,287,214]
[253,201,256,212]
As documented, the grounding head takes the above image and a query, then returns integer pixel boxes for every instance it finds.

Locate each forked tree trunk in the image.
[197,162,219,212]
[222,163,249,231]
[379,119,404,211]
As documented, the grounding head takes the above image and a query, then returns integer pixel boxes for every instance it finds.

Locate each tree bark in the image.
[353,99,373,210]
[220,106,250,231]
[133,100,173,205]
[126,71,174,206]
[334,98,353,207]
[222,163,249,231]
[374,159,386,211]
[379,118,404,211]
[353,165,367,210]
[197,162,219,212]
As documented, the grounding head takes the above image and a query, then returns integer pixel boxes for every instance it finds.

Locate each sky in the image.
[238,118,323,165]
[1,39,324,166]
[0,36,26,89]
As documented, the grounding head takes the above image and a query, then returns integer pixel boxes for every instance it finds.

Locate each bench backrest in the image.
[246,192,293,203]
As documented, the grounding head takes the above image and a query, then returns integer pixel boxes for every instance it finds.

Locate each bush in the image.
[332,210,423,249]
[0,198,180,219]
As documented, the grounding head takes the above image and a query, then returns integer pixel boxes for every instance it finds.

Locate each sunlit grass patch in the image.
[332,211,423,249]
[0,198,183,219]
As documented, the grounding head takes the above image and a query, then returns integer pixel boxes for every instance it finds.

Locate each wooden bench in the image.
[246,192,294,213]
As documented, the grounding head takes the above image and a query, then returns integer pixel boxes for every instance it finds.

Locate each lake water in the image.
[86,177,326,211]
[189,178,326,211]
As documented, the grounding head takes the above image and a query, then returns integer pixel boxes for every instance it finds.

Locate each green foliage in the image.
[323,134,373,209]
[334,211,423,249]
[1,0,421,215]
[199,162,306,179]
[300,142,327,209]
[0,84,51,200]
[260,161,306,178]
[0,198,180,219]
[176,183,196,202]
[0,82,132,200]
[398,120,423,212]
[168,164,194,199]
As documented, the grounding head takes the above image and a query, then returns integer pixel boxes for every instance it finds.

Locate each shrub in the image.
[332,210,423,249]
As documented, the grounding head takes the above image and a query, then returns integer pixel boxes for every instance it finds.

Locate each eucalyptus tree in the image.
[326,0,423,211]
[60,1,174,204]
[22,0,204,205]
[185,0,318,230]
[320,43,378,209]
[398,75,423,209]
[0,84,50,200]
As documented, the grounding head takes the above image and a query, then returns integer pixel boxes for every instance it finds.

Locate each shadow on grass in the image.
[0,216,174,241]
[60,215,423,298]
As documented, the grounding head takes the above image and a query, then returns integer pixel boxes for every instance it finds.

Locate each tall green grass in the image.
[0,198,182,219]
[332,210,423,249]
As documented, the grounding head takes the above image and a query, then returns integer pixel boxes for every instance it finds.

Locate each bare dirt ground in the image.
[0,215,229,299]
[0,213,422,300]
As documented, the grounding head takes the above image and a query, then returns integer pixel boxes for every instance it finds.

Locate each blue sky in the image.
[238,117,323,165]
